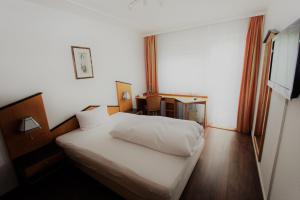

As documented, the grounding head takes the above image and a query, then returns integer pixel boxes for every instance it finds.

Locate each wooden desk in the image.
[124,109,143,115]
[136,94,208,127]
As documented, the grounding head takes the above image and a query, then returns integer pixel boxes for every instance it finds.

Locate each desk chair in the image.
[146,95,162,115]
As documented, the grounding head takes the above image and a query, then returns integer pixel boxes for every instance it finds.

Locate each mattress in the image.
[56,113,205,200]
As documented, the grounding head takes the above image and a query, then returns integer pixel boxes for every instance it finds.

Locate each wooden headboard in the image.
[0,93,52,160]
[0,93,120,159]
[116,81,133,112]
[51,105,120,138]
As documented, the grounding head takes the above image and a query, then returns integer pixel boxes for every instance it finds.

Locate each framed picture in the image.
[71,46,94,79]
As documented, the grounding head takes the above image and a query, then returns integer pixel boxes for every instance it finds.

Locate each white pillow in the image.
[76,106,109,131]
[110,114,203,157]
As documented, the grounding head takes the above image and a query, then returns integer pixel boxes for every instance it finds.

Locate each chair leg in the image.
[147,111,153,115]
[146,111,161,116]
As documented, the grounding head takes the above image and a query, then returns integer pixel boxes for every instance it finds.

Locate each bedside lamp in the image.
[19,117,41,133]
[122,91,131,101]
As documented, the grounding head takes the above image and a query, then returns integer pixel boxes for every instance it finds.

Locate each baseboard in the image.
[251,135,267,200]
[207,125,237,132]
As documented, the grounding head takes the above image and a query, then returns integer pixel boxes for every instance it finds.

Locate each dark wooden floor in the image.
[181,128,263,200]
[2,128,263,200]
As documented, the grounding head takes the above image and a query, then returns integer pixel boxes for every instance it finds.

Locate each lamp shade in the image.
[122,91,131,100]
[19,117,41,132]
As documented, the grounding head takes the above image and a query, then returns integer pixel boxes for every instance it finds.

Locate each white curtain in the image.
[157,19,248,129]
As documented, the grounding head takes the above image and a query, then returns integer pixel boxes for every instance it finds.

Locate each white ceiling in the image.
[28,0,270,35]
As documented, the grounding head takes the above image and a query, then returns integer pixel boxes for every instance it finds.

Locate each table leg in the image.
[204,102,207,128]
[184,104,189,120]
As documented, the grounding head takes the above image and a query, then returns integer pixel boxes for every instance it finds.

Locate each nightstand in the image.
[13,142,65,184]
[125,109,143,115]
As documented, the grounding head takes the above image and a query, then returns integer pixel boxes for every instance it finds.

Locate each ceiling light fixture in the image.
[128,0,164,10]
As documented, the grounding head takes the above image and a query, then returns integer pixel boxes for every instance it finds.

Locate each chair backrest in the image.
[146,95,161,112]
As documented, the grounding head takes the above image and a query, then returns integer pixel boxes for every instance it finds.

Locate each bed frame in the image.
[1,92,181,199]
[0,92,146,199]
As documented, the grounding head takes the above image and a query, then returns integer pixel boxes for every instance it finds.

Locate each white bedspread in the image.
[56,113,205,200]
[110,114,203,156]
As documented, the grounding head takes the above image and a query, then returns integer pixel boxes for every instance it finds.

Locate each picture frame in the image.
[71,46,94,79]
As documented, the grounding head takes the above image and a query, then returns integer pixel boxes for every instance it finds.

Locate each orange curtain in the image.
[144,35,158,94]
[237,16,264,134]
[254,32,275,139]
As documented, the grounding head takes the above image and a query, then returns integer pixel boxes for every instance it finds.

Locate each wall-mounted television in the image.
[268,19,300,99]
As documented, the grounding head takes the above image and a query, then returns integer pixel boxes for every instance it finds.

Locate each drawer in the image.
[23,152,64,178]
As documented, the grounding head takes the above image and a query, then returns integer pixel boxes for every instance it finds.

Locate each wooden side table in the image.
[13,142,65,184]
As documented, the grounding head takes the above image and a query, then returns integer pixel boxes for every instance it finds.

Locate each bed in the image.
[55,111,205,200]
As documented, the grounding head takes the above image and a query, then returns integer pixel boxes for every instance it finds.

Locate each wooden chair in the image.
[146,95,162,115]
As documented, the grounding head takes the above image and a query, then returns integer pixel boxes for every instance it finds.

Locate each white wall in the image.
[259,92,286,195]
[252,0,300,199]
[269,98,300,200]
[0,0,145,195]
[157,19,248,129]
